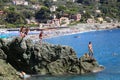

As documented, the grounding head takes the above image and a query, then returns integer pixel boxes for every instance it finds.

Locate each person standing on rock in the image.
[88,41,94,58]
[39,30,43,45]
[20,26,29,38]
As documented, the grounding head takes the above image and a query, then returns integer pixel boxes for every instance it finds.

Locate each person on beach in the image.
[39,30,43,45]
[20,26,29,38]
[20,26,25,37]
[88,41,94,58]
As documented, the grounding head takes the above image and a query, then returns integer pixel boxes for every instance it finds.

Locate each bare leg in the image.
[39,38,42,45]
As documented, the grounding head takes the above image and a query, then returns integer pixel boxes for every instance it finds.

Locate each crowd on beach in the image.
[27,28,80,40]
[26,23,120,41]
[0,23,120,41]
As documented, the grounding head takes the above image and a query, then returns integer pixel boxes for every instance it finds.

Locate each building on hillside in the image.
[53,14,56,19]
[52,19,60,27]
[71,14,81,21]
[32,4,41,10]
[62,13,69,17]
[97,17,104,23]
[87,18,95,23]
[50,5,57,12]
[39,23,51,29]
[60,17,70,26]
[105,17,113,23]
[83,10,86,14]
[12,0,28,6]
[47,19,60,27]
[24,1,28,5]
[95,10,101,14]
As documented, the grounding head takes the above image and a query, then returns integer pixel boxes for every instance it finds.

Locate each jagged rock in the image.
[0,48,20,80]
[0,37,104,76]
[0,49,7,60]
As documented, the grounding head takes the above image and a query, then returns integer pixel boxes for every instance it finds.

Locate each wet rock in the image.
[79,54,103,74]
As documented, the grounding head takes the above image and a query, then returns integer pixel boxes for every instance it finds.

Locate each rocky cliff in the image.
[0,37,104,78]
[0,39,21,80]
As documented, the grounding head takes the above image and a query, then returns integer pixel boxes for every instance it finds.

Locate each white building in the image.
[53,0,57,2]
[95,10,101,14]
[12,0,28,6]
[50,5,57,12]
[32,4,41,10]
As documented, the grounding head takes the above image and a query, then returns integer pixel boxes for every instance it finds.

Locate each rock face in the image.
[0,37,104,76]
[0,59,21,80]
[0,40,21,80]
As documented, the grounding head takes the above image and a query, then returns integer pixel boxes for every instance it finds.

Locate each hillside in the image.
[0,0,120,28]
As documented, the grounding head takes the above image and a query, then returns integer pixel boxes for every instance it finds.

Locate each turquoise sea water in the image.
[30,28,120,80]
[0,31,18,38]
[0,31,39,38]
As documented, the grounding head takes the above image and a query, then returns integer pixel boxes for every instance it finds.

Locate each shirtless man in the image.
[88,41,94,58]
[20,26,29,38]
[39,30,43,45]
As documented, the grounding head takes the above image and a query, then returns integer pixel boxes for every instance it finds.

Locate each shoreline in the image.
[0,23,120,40]
[0,23,120,79]
[26,23,120,40]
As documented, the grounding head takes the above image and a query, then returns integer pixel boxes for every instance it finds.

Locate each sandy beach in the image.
[0,23,120,41]
[25,23,120,41]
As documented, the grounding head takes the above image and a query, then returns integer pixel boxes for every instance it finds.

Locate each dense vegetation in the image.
[0,0,120,28]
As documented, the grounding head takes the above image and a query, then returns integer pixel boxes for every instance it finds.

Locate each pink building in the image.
[71,14,81,21]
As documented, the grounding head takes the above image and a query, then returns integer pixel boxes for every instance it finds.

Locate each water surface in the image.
[30,29,120,80]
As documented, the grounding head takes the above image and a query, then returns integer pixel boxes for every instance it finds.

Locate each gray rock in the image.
[0,49,7,60]
[0,37,104,76]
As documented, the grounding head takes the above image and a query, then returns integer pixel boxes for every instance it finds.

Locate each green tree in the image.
[0,14,6,25]
[65,8,78,15]
[100,0,113,4]
[8,6,16,11]
[56,6,67,18]
[43,0,53,8]
[35,6,51,23]
[5,12,26,24]
[80,11,91,23]
[21,10,33,19]
[1,0,12,3]
[57,5,67,12]
[77,0,84,3]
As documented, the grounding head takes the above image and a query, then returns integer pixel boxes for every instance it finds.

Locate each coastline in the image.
[0,23,120,80]
[25,23,120,40]
[0,23,120,40]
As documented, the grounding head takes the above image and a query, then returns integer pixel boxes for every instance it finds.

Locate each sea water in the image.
[0,31,39,38]
[1,29,120,80]
[30,28,120,80]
